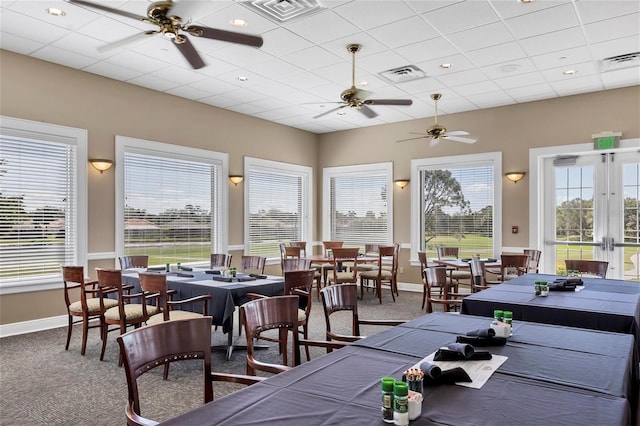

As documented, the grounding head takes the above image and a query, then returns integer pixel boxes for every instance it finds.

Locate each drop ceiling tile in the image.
[435,68,488,87]
[601,67,640,89]
[575,1,640,24]
[464,41,527,68]
[541,61,598,82]
[50,32,111,59]
[196,2,279,35]
[0,32,45,55]
[395,78,445,98]
[322,32,388,58]
[128,74,180,92]
[83,61,143,81]
[583,13,640,44]
[505,83,557,103]
[423,1,500,35]
[452,80,501,96]
[204,43,273,67]
[31,45,98,69]
[259,27,314,56]
[550,75,603,96]
[188,78,239,95]
[277,72,330,91]
[1,9,70,43]
[228,103,270,115]
[282,46,343,71]
[447,21,514,52]
[283,9,358,44]
[251,80,300,98]
[465,90,514,109]
[165,84,212,101]
[333,1,416,30]
[589,35,640,62]
[494,71,547,90]
[304,82,348,100]
[505,3,579,39]
[367,16,439,49]
[8,0,99,31]
[405,1,465,14]
[356,49,416,74]
[480,58,539,80]
[250,57,305,79]
[489,0,570,20]
[148,67,209,86]
[530,46,593,70]
[519,27,586,57]
[395,37,461,63]
[416,54,476,77]
[105,50,169,74]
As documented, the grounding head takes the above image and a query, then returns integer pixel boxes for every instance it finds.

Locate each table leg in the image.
[211,310,270,361]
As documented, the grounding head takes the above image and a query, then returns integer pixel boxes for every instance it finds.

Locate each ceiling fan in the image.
[397,93,478,146]
[313,44,412,119]
[66,0,263,70]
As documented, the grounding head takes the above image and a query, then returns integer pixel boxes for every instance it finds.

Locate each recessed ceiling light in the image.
[238,76,248,81]
[46,8,65,16]
[359,81,368,87]
[230,19,247,28]
[499,64,521,73]
[440,63,451,69]
[518,0,535,3]
[563,69,577,75]
[337,111,347,115]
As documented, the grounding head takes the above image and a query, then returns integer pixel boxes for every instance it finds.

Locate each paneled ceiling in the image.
[1,0,639,134]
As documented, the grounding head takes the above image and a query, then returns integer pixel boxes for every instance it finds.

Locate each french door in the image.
[542,149,639,280]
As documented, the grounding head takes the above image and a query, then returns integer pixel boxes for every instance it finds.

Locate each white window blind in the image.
[324,163,393,248]
[418,158,498,259]
[0,136,79,283]
[121,142,224,267]
[246,158,311,258]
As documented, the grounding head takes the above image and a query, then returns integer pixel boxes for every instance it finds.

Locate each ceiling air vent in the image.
[599,51,640,72]
[240,0,325,23]
[379,65,427,84]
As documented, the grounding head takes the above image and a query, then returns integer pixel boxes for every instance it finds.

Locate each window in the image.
[411,153,502,260]
[0,116,87,293]
[116,136,227,267]
[245,157,312,258]
[323,163,393,247]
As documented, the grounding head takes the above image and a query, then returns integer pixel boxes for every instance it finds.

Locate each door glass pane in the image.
[554,165,595,274]
[623,162,639,281]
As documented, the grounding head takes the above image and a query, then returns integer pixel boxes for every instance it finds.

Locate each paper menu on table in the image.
[412,351,508,389]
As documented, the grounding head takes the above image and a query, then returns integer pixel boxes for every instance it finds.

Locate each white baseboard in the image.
[0,315,67,338]
[397,281,421,293]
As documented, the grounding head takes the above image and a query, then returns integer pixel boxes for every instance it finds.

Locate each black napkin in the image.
[176,273,194,278]
[179,266,193,271]
[419,361,442,379]
[549,278,581,291]
[434,343,492,361]
[423,367,472,385]
[205,270,221,275]
[456,328,506,347]
[146,267,166,271]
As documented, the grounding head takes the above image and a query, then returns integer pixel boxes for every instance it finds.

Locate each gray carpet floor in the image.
[0,288,430,425]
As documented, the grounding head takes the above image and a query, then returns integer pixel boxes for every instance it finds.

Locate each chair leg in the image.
[99,322,108,361]
[65,314,73,351]
[302,325,310,362]
[389,279,396,302]
[163,363,170,380]
[80,316,89,355]
[377,278,382,304]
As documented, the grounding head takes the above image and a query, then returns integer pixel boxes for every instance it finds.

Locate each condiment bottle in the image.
[493,310,504,324]
[177,262,181,270]
[393,381,409,426]
[165,263,170,272]
[381,377,395,423]
[503,311,513,336]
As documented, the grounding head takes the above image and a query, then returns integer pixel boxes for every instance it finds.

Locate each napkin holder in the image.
[490,323,510,338]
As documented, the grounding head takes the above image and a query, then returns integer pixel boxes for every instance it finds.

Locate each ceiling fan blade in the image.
[174,37,206,69]
[96,30,159,53]
[364,99,412,106]
[445,130,470,136]
[359,105,378,118]
[186,25,263,48]
[444,135,478,144]
[396,136,428,143]
[313,104,347,119]
[66,0,149,22]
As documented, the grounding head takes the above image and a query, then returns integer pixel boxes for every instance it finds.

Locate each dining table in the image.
[121,268,284,360]
[460,273,640,351]
[158,312,637,425]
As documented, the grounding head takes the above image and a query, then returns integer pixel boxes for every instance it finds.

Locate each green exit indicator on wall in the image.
[592,131,621,150]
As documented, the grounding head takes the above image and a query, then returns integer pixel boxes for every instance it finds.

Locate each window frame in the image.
[243,157,313,261]
[410,152,502,263]
[115,136,228,265]
[0,116,88,294]
[322,162,394,245]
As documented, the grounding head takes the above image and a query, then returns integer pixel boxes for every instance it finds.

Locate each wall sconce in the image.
[505,172,526,183]
[89,159,113,174]
[394,179,410,189]
[229,175,244,186]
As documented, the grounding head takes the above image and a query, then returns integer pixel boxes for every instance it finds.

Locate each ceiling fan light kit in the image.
[67,0,263,70]
[313,43,412,119]
[396,93,478,146]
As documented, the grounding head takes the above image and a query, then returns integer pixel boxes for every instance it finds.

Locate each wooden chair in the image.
[487,254,530,284]
[469,259,490,292]
[320,284,404,350]
[289,241,308,257]
[524,249,542,273]
[359,245,398,303]
[210,253,232,268]
[417,251,431,309]
[284,269,315,361]
[62,265,118,355]
[565,259,608,278]
[118,256,149,270]
[319,241,344,286]
[327,247,360,287]
[424,266,467,313]
[436,246,471,288]
[241,255,266,274]
[97,268,160,364]
[240,295,300,376]
[117,317,262,426]
[280,243,301,272]
[282,258,321,293]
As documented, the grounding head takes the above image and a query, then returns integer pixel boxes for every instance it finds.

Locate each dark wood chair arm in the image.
[167,294,212,308]
[247,358,292,375]
[298,338,349,350]
[246,292,268,300]
[326,331,362,343]
[125,401,159,426]
[211,372,265,386]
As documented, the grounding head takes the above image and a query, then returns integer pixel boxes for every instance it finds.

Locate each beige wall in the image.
[1,49,639,325]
